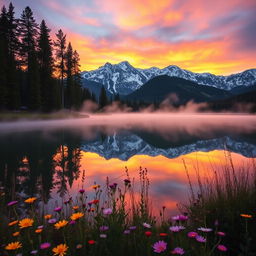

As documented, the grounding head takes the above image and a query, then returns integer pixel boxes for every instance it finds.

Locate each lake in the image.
[0,113,256,217]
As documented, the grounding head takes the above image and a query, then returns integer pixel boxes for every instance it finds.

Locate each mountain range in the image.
[81,61,256,96]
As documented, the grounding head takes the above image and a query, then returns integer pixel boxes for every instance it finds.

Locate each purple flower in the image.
[171,247,185,255]
[40,242,51,249]
[129,226,137,230]
[143,222,151,228]
[100,234,107,238]
[69,220,76,225]
[103,208,113,215]
[48,218,57,224]
[217,231,226,236]
[169,226,185,232]
[99,225,109,231]
[124,230,131,234]
[109,183,117,190]
[54,207,62,212]
[187,231,198,238]
[198,227,213,232]
[7,200,18,206]
[217,245,228,252]
[124,179,131,185]
[37,225,44,229]
[79,189,85,194]
[152,240,167,253]
[196,235,206,243]
[30,250,38,254]
[172,215,188,221]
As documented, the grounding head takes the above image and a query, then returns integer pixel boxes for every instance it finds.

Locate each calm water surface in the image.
[0,113,255,216]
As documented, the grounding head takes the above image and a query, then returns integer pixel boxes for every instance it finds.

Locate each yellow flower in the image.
[52,244,68,256]
[70,212,84,221]
[12,231,20,237]
[19,218,34,229]
[240,214,252,218]
[44,214,52,220]
[72,205,79,210]
[24,197,37,204]
[8,220,19,226]
[5,241,22,250]
[35,229,43,233]
[54,220,68,230]
[92,184,100,189]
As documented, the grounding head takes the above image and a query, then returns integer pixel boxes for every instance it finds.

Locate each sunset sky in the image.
[1,0,256,74]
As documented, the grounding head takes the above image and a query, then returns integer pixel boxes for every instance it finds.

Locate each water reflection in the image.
[0,114,255,215]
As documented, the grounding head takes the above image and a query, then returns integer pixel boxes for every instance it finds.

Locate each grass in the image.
[0,167,230,256]
[183,151,256,255]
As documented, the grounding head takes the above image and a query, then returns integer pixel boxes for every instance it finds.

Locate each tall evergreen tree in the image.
[99,86,108,109]
[54,29,66,109]
[65,42,73,109]
[19,6,40,110]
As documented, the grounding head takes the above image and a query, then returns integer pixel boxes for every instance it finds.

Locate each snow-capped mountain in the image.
[81,133,256,161]
[81,61,256,95]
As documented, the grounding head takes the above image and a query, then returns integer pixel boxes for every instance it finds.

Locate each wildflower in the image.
[124,230,131,234]
[129,226,137,230]
[187,231,198,238]
[145,231,152,237]
[8,220,19,226]
[124,179,131,185]
[52,244,68,256]
[143,222,151,228]
[37,225,43,229]
[99,225,109,231]
[19,218,34,229]
[7,200,18,206]
[70,212,84,221]
[79,188,85,194]
[31,250,38,254]
[217,245,228,252]
[13,231,20,237]
[73,205,79,210]
[76,244,83,249]
[198,227,212,232]
[92,184,100,190]
[240,214,252,218]
[5,242,22,250]
[195,235,206,243]
[92,199,99,204]
[160,233,168,237]
[24,197,37,204]
[44,214,52,220]
[54,207,62,212]
[54,220,68,229]
[69,220,76,225]
[100,234,107,238]
[169,226,185,232]
[171,247,185,255]
[217,231,226,236]
[35,228,43,233]
[152,240,167,253]
[48,218,57,224]
[109,183,117,190]
[88,240,96,245]
[40,242,51,249]
[103,208,113,215]
[172,215,188,221]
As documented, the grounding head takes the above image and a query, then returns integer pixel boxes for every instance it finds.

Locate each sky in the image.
[1,0,256,74]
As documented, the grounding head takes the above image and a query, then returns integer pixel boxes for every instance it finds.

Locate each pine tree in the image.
[65,42,73,109]
[54,29,66,109]
[19,6,40,110]
[38,19,55,111]
[99,86,108,109]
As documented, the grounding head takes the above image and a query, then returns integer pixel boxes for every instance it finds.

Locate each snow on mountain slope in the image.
[81,62,256,95]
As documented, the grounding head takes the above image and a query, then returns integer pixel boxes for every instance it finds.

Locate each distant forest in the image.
[0,2,99,112]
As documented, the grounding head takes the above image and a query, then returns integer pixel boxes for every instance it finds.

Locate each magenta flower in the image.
[187,231,198,238]
[217,231,226,236]
[217,245,228,252]
[124,230,131,234]
[198,227,212,232]
[129,226,137,230]
[79,189,85,194]
[143,222,151,228]
[99,225,109,231]
[152,240,167,253]
[54,207,62,212]
[169,226,185,232]
[40,242,51,249]
[37,225,44,229]
[69,220,76,225]
[172,215,188,221]
[196,235,206,243]
[109,183,117,190]
[7,200,18,206]
[48,218,57,224]
[31,250,38,254]
[171,247,185,255]
[103,208,113,215]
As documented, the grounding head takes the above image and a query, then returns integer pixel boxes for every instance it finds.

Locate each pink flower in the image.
[217,245,228,252]
[7,200,18,206]
[169,226,185,232]
[48,218,57,224]
[195,235,206,243]
[40,242,51,249]
[100,234,107,238]
[143,222,151,228]
[217,231,226,236]
[171,247,185,255]
[79,189,85,194]
[198,227,212,232]
[152,241,167,253]
[54,207,62,212]
[99,225,109,231]
[103,208,113,215]
[187,231,198,238]
[124,230,131,234]
[172,215,188,221]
